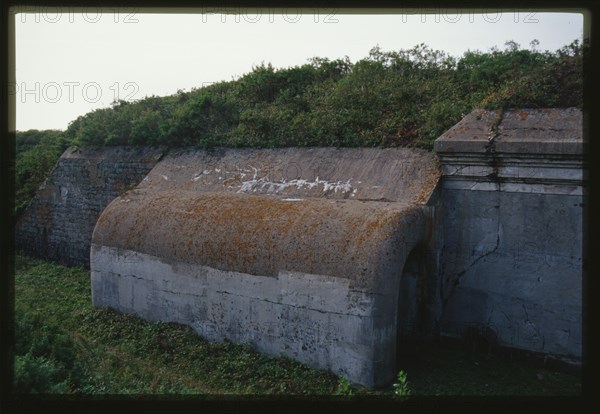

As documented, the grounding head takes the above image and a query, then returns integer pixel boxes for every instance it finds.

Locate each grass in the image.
[13,254,581,397]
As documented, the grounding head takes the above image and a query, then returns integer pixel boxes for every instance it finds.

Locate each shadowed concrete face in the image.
[434,108,583,362]
[90,147,439,388]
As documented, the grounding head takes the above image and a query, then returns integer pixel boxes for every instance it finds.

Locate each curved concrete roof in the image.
[93,191,426,292]
[92,147,438,292]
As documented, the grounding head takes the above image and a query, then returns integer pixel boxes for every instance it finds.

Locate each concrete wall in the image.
[92,245,383,384]
[433,108,584,362]
[15,147,164,267]
[90,147,440,387]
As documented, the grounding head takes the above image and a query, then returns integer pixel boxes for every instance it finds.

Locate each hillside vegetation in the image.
[63,40,584,150]
[15,40,584,216]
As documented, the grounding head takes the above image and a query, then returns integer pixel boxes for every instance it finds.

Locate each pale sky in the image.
[14,9,584,131]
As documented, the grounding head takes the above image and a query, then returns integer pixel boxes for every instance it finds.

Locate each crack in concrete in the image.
[215,289,364,317]
[500,309,511,323]
[522,303,530,322]
[120,273,205,297]
[521,304,546,349]
[122,273,145,281]
[484,109,504,187]
[442,220,501,306]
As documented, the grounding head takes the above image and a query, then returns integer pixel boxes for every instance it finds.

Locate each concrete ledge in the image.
[137,147,440,204]
[434,108,583,156]
[434,108,584,192]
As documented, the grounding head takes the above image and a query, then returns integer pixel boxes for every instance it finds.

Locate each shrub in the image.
[14,354,71,394]
[57,40,585,151]
[336,375,353,396]
[393,370,412,397]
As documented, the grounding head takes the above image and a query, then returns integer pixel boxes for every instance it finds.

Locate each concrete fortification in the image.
[91,147,439,387]
[16,108,584,387]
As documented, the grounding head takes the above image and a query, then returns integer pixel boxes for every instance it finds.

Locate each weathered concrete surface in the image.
[15,147,164,266]
[93,191,425,291]
[433,108,584,362]
[137,147,440,204]
[91,192,429,387]
[91,147,440,387]
[435,107,583,155]
[91,246,380,384]
[437,190,582,358]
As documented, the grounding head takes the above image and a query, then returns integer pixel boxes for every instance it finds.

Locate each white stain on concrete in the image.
[238,176,354,195]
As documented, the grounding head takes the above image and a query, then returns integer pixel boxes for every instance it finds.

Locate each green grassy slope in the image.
[14,255,581,396]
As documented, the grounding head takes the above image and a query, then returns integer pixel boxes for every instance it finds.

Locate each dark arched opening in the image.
[395,243,427,372]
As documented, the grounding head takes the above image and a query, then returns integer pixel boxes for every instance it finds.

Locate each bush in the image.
[14,354,71,394]
[56,39,584,151]
[393,370,412,397]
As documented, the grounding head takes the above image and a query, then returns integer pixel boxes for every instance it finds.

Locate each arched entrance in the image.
[395,243,427,371]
